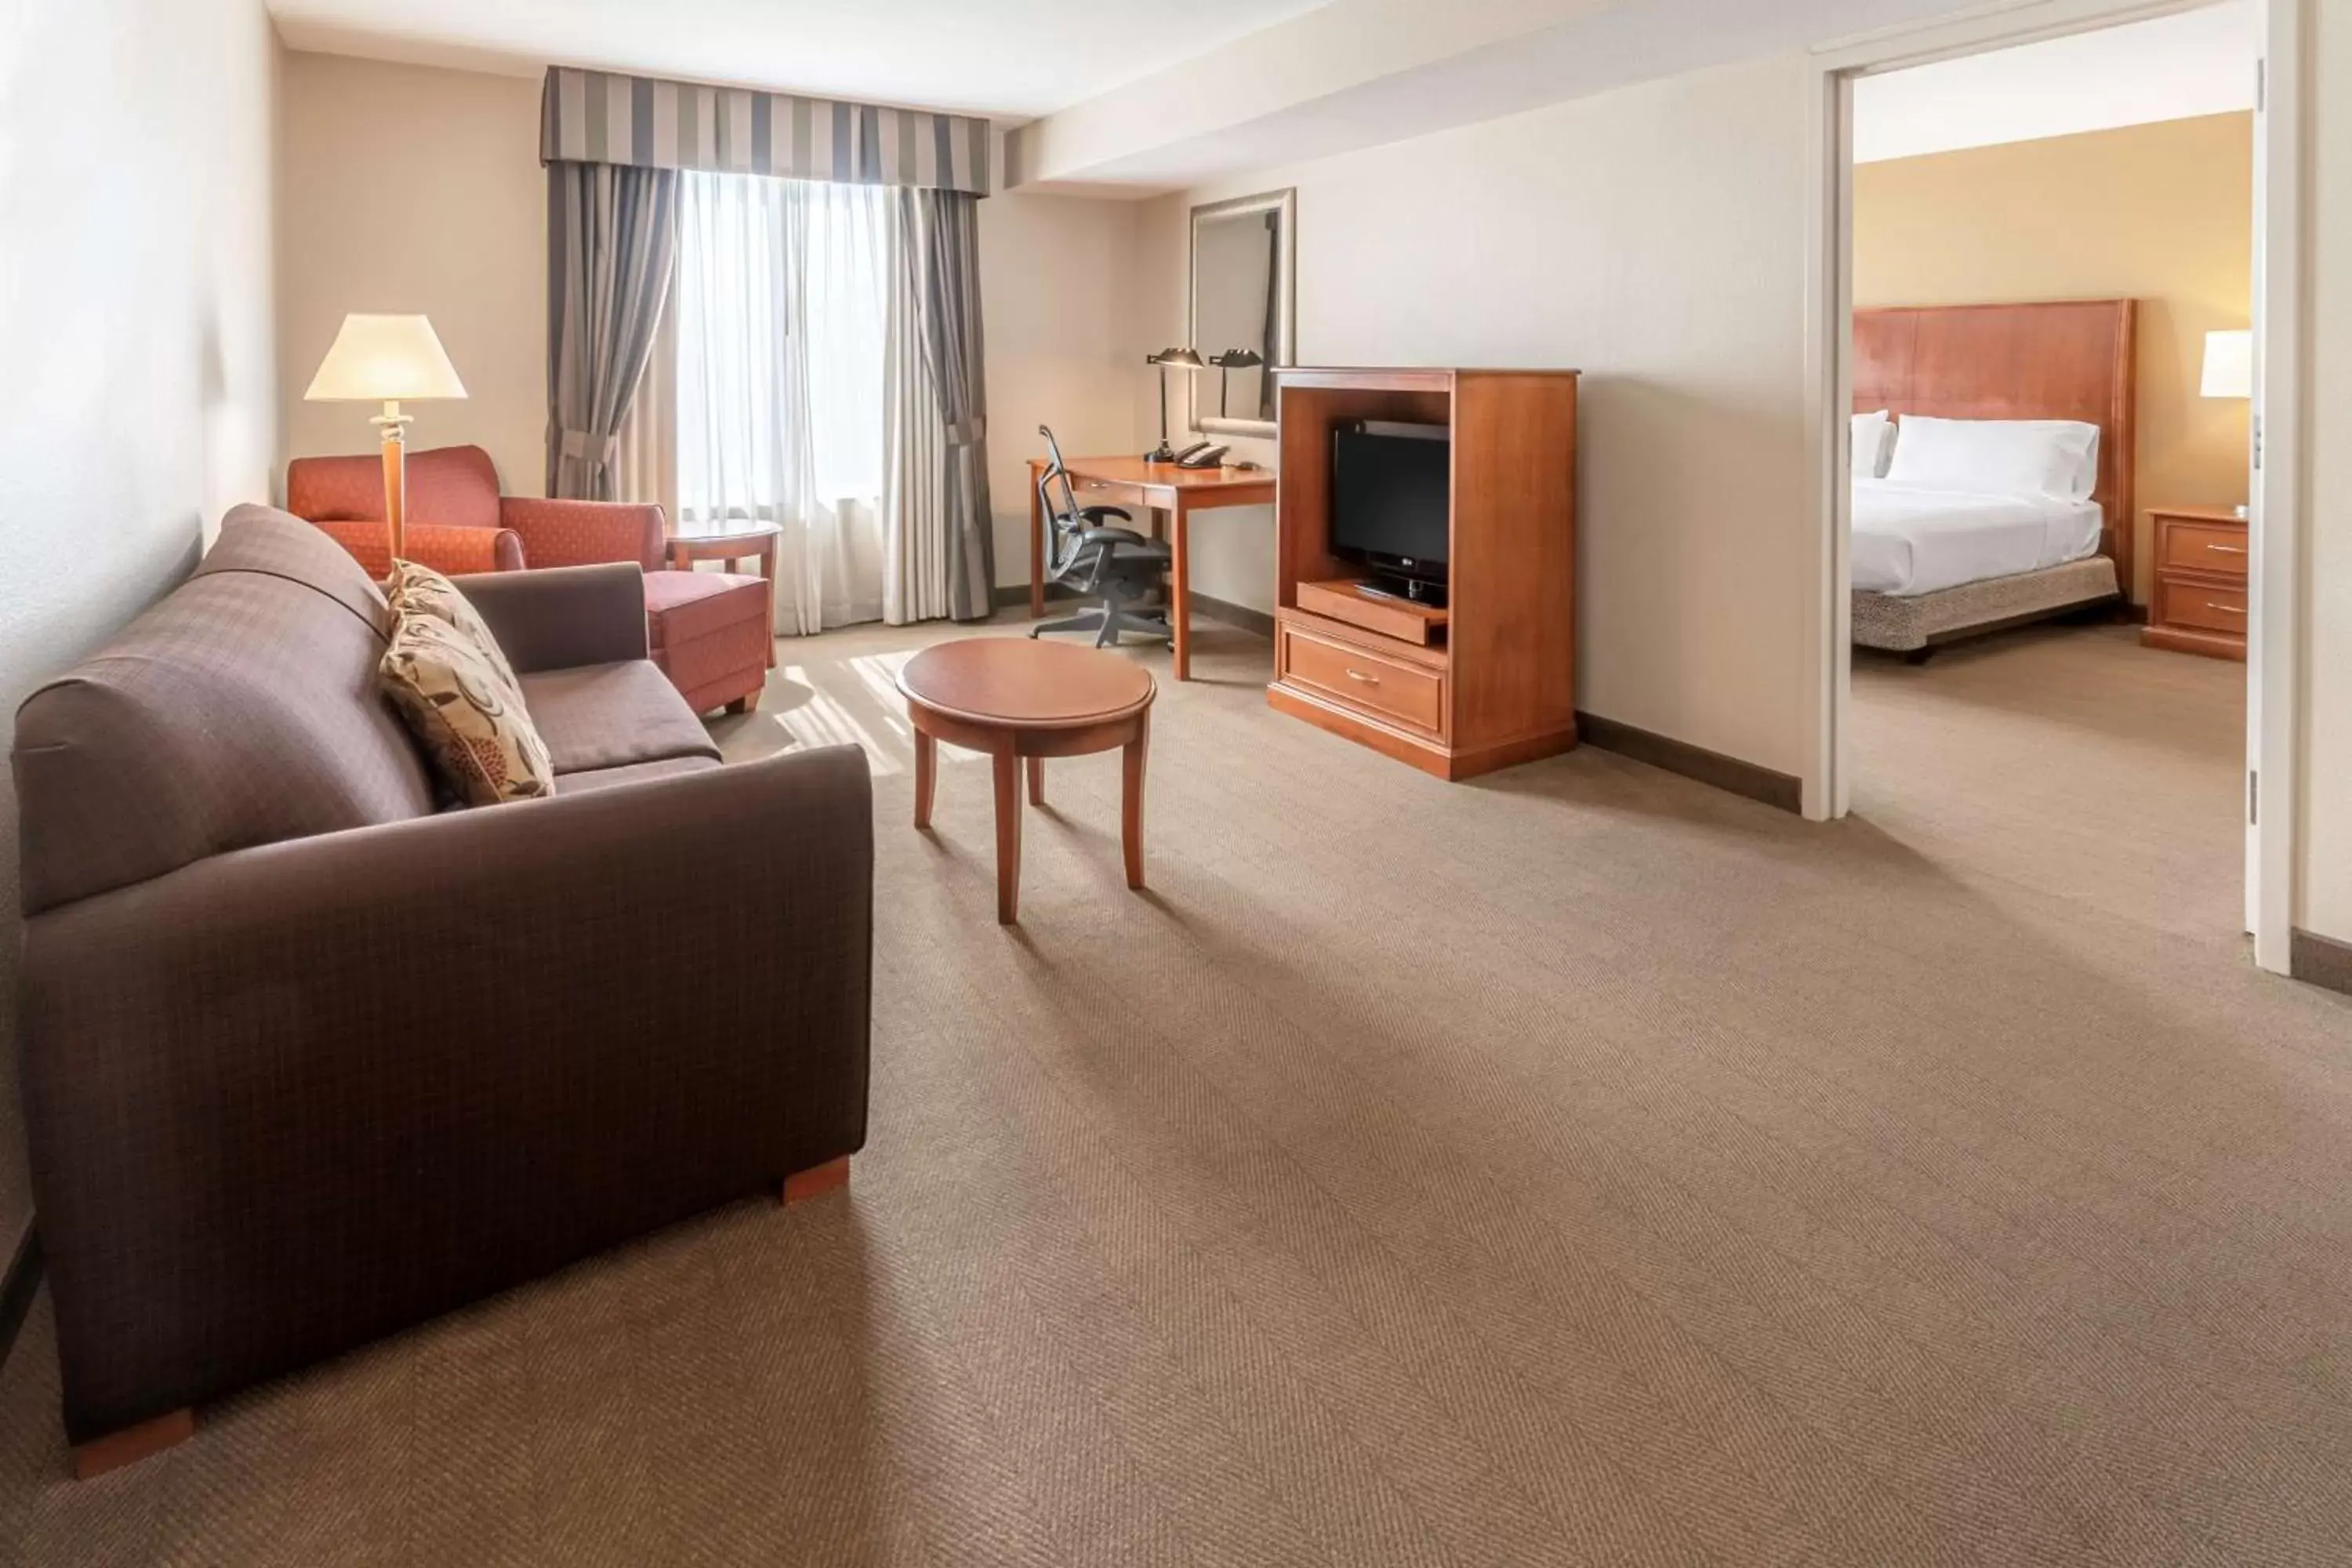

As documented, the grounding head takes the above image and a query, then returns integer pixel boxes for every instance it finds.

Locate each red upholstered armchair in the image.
[286,445,774,716]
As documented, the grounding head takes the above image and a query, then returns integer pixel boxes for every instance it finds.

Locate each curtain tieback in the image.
[557,427,618,463]
[945,416,986,447]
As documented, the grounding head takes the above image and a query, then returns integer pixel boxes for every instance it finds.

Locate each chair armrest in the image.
[312,519,524,579]
[19,746,873,1443]
[1078,506,1132,524]
[500,496,666,572]
[448,563,648,673]
[1080,528,1152,548]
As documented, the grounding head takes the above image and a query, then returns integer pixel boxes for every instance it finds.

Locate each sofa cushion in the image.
[379,610,557,806]
[517,660,721,776]
[12,505,437,914]
[554,754,723,795]
[389,559,523,691]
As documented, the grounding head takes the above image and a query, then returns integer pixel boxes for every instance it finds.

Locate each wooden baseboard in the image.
[74,1407,194,1481]
[1576,711,1804,815]
[2290,928,2352,998]
[990,583,1276,642]
[1186,592,1276,641]
[0,1222,37,1374]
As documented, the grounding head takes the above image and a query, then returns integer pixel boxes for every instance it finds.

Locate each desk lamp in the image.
[1209,348,1263,419]
[1145,347,1203,462]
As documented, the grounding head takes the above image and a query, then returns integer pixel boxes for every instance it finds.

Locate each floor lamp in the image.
[304,314,468,567]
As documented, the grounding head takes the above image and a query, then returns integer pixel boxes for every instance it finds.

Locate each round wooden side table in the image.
[666,519,782,579]
[895,639,1156,925]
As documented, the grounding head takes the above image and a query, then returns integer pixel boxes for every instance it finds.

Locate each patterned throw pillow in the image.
[387,559,522,693]
[379,606,554,806]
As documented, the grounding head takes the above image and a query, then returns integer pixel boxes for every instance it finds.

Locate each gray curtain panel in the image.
[900,188,994,621]
[546,162,681,500]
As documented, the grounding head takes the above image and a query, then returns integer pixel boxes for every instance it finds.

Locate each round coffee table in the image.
[895,639,1156,925]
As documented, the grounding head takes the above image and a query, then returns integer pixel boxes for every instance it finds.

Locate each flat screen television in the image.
[1330,422,1450,601]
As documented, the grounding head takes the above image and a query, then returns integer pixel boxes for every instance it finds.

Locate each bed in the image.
[1850,299,2136,655]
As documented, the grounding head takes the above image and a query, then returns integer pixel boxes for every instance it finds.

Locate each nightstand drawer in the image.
[2158,521,2249,579]
[2155,580,2249,636]
[1279,626,1444,735]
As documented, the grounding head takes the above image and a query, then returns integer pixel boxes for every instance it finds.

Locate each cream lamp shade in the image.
[2200,328,2253,401]
[304,314,467,403]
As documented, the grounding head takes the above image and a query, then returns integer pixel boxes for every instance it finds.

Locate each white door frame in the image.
[1802,0,2306,974]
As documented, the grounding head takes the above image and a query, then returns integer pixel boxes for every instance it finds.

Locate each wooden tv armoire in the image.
[1267,368,1579,780]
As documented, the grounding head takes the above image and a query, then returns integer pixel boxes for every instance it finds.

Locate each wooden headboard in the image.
[1855,299,2138,596]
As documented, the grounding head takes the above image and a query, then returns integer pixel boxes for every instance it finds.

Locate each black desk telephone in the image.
[1173,440,1229,470]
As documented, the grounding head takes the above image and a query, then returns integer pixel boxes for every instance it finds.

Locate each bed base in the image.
[1853,557,2123,655]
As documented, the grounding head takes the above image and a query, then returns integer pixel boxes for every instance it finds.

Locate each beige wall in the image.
[2303,2,2352,942]
[0,0,281,1268]
[1853,112,2255,604]
[278,52,549,496]
[978,190,1148,589]
[1134,56,1821,782]
[279,71,1138,580]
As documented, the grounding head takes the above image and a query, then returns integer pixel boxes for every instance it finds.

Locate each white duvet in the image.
[1851,477,2104,597]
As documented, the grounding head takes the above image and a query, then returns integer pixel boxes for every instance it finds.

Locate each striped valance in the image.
[540,68,991,196]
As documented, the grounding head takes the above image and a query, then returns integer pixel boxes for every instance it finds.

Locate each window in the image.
[673,172,895,524]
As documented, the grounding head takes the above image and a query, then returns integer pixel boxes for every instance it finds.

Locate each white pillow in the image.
[1884,415,2101,500]
[1851,410,1894,478]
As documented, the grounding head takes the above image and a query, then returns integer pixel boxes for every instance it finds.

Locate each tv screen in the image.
[1330,425,1449,580]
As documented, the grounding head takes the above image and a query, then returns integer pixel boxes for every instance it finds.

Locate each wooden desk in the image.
[1027,456,1275,681]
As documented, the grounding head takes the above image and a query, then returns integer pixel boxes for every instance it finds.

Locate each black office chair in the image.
[1030,424,1173,648]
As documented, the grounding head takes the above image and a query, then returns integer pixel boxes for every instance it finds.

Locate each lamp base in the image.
[1143,441,1178,463]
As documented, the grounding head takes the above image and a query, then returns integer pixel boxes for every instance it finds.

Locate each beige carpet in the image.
[6,615,2350,1566]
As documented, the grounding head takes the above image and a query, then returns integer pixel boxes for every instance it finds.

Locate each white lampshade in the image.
[2200,328,2253,400]
[304,314,467,403]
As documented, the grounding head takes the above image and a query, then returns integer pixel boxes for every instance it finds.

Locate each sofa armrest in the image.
[19,745,873,1443]
[500,496,667,572]
[449,562,648,673]
[313,518,524,579]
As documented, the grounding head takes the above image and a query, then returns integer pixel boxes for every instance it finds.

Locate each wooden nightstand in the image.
[2142,506,2249,661]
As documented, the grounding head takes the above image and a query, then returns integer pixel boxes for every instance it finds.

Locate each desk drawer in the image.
[1279,626,1444,735]
[1070,477,1150,511]
[2156,580,2249,636]
[2158,521,2249,579]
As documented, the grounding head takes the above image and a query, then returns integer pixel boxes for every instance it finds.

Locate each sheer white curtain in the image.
[674,172,892,633]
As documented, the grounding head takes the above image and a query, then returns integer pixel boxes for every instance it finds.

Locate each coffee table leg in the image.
[1025,757,1045,807]
[913,729,936,829]
[1122,710,1149,891]
[993,749,1022,924]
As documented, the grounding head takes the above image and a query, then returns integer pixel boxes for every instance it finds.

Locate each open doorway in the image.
[1806,0,2299,965]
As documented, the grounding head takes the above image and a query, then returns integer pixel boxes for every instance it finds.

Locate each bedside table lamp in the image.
[1144,347,1203,463]
[304,314,467,564]
[2201,328,2253,517]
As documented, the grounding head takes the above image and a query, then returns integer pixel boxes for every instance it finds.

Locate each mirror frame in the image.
[1186,187,1296,440]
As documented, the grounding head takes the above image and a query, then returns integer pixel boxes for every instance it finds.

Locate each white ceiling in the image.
[266,0,1334,121]
[1853,2,2259,165]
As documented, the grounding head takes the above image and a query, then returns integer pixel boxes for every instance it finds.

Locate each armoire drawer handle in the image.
[2205,543,2247,555]
[2205,602,2246,615]
[1345,669,1381,684]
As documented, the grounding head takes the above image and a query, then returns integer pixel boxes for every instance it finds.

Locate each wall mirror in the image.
[1188,188,1296,439]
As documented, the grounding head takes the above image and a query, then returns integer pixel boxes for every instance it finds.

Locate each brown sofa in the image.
[11,506,872,1471]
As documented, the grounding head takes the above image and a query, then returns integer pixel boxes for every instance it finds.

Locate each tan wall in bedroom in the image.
[0,0,282,1294]
[279,51,551,496]
[1853,111,2255,605]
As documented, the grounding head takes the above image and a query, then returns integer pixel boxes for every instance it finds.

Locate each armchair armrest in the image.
[500,496,666,572]
[20,745,873,1443]
[312,518,524,579]
[449,562,648,673]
